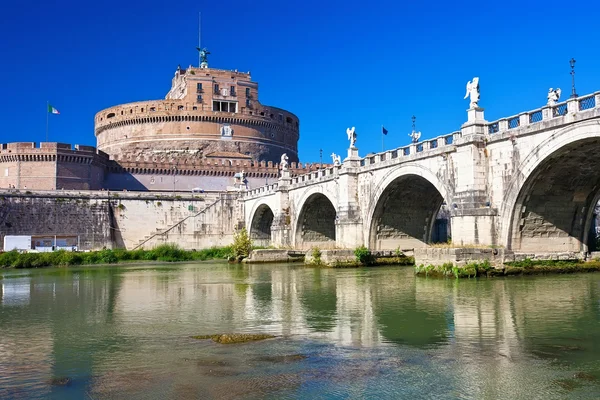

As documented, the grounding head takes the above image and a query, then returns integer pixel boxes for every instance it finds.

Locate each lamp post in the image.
[570,58,578,99]
[319,149,323,169]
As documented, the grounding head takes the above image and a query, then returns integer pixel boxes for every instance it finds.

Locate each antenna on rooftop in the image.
[198,12,202,67]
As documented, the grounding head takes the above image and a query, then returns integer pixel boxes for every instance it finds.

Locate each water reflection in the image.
[1,264,600,399]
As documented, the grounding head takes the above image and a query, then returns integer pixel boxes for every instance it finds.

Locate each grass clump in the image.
[416,258,600,279]
[0,244,234,269]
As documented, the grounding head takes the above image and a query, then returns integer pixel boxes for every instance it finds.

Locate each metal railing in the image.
[552,103,568,117]
[488,122,499,134]
[529,110,542,123]
[579,95,596,111]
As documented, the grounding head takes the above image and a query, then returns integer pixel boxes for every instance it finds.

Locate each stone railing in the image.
[245,182,279,198]
[359,131,460,168]
[289,165,341,187]
[486,91,600,135]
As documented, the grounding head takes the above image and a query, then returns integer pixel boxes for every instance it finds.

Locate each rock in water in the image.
[49,377,72,386]
[191,333,275,344]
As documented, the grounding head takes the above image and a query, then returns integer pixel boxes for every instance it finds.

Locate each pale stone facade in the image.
[243,92,600,256]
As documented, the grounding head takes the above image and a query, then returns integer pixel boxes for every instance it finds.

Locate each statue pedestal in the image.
[200,62,208,69]
[279,169,291,183]
[466,107,485,123]
[346,147,359,160]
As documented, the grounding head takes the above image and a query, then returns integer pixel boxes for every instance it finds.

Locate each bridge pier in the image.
[335,147,364,248]
[270,171,293,248]
[450,108,499,247]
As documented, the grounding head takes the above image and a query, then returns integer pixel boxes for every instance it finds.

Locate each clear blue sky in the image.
[1,0,599,163]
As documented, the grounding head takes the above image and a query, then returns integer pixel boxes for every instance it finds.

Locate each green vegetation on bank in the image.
[415,259,600,278]
[0,244,233,269]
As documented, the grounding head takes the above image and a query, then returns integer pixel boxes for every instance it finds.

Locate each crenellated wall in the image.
[0,142,110,190]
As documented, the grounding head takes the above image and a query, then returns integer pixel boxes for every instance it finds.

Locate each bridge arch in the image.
[294,190,337,250]
[501,122,600,252]
[366,164,451,250]
[249,203,275,247]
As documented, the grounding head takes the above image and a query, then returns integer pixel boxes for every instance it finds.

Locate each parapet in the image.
[110,156,328,178]
[0,142,110,162]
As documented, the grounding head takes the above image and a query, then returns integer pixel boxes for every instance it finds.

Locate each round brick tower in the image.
[94,65,299,164]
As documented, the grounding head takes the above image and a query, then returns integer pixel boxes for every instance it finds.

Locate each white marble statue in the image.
[331,153,341,166]
[409,130,421,143]
[547,88,561,106]
[464,77,480,108]
[280,153,289,171]
[346,127,357,148]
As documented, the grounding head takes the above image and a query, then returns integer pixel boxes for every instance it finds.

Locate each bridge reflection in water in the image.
[1,264,599,399]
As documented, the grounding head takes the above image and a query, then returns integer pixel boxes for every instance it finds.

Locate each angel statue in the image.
[547,88,561,106]
[464,77,480,108]
[196,47,210,64]
[409,130,421,143]
[331,153,341,166]
[346,127,357,148]
[280,153,289,171]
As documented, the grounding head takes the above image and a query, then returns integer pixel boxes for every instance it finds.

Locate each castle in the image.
[0,57,320,192]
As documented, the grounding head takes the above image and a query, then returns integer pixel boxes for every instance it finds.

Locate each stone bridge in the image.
[242,92,600,255]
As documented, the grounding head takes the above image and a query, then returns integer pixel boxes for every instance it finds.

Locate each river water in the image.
[1,263,600,399]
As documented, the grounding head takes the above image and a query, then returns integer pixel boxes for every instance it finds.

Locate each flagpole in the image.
[46,101,49,142]
[381,125,384,152]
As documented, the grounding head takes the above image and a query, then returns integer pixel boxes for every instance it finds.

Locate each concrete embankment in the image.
[414,247,600,278]
[244,249,305,263]
[245,249,414,267]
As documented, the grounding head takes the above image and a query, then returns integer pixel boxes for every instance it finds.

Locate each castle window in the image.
[214,84,219,94]
[286,116,293,123]
[246,98,250,107]
[178,105,184,110]
[107,113,115,118]
[197,94,203,103]
[230,86,236,96]
[213,101,220,112]
[245,88,250,97]
[150,107,156,112]
[130,109,133,114]
[197,83,203,92]
[270,113,274,118]
[229,102,237,113]
[192,106,198,110]
[221,102,229,112]
[278,114,283,122]
[141,108,144,112]
[260,112,265,116]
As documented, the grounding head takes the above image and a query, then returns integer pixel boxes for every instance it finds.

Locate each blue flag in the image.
[382,126,388,135]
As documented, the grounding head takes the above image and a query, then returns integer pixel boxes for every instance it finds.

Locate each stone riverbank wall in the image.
[0,189,240,251]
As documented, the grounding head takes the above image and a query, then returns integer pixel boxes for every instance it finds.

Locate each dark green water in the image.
[1,263,600,399]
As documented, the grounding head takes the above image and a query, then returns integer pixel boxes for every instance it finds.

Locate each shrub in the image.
[231,228,252,259]
[0,251,20,268]
[354,245,374,265]
[311,247,322,265]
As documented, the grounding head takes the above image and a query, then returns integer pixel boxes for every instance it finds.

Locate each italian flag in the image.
[48,104,60,114]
